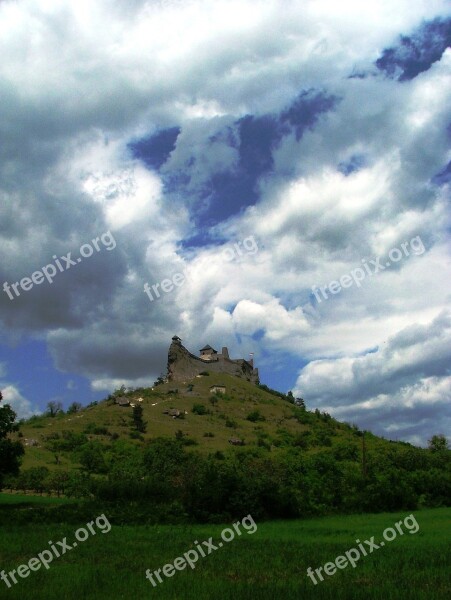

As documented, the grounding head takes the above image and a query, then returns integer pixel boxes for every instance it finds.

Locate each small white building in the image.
[210,385,226,394]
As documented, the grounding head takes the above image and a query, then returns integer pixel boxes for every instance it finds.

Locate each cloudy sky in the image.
[0,0,450,446]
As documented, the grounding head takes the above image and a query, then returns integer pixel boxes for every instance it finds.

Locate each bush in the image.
[84,423,111,436]
[226,418,237,428]
[292,433,309,449]
[192,404,208,415]
[180,437,198,446]
[257,438,271,450]
[246,410,265,422]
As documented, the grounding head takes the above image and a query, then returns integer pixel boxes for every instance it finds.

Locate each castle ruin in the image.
[167,336,259,384]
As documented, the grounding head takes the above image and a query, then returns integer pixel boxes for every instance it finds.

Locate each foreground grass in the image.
[0,503,449,599]
[0,493,71,506]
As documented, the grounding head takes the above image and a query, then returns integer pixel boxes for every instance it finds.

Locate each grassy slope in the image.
[15,372,401,471]
[0,505,449,599]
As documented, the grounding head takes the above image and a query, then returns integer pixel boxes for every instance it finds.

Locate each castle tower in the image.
[199,344,218,361]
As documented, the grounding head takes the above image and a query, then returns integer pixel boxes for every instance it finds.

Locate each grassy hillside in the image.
[16,372,386,471]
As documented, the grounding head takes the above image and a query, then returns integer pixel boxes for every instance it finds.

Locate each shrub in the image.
[192,404,208,415]
[257,438,271,450]
[181,437,198,446]
[246,410,265,422]
[84,423,111,436]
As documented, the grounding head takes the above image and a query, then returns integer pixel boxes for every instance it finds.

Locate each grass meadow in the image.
[0,495,449,599]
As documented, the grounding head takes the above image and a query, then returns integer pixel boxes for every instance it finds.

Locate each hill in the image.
[4,370,450,522]
[18,372,383,470]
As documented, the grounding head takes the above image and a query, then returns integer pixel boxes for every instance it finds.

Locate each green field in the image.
[0,497,449,599]
[0,493,71,506]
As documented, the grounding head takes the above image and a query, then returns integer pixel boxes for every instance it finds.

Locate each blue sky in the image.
[0,0,450,445]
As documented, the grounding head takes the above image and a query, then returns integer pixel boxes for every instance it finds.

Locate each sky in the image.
[0,0,450,446]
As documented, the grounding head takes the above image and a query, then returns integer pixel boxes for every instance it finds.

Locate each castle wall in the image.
[167,339,259,384]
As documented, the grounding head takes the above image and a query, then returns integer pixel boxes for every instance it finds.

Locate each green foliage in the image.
[257,383,292,403]
[311,429,332,447]
[132,404,146,433]
[78,441,107,474]
[84,423,111,435]
[428,434,449,452]
[257,437,271,450]
[225,418,237,428]
[0,393,24,488]
[292,432,310,449]
[192,403,208,415]
[45,401,63,417]
[246,410,265,422]
[67,401,82,414]
[291,407,312,424]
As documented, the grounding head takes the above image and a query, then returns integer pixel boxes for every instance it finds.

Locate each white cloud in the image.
[0,0,449,443]
[293,311,451,444]
[0,385,39,420]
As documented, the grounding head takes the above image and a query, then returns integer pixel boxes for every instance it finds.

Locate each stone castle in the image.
[167,336,259,384]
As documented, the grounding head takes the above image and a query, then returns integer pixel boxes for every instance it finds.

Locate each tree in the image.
[153,374,165,387]
[67,402,82,414]
[295,397,306,410]
[113,384,127,396]
[22,467,49,495]
[0,391,25,489]
[46,401,63,417]
[43,433,66,465]
[46,471,70,497]
[78,442,107,474]
[428,434,449,453]
[132,404,146,433]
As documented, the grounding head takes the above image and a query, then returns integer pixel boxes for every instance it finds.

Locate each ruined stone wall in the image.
[167,339,259,384]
